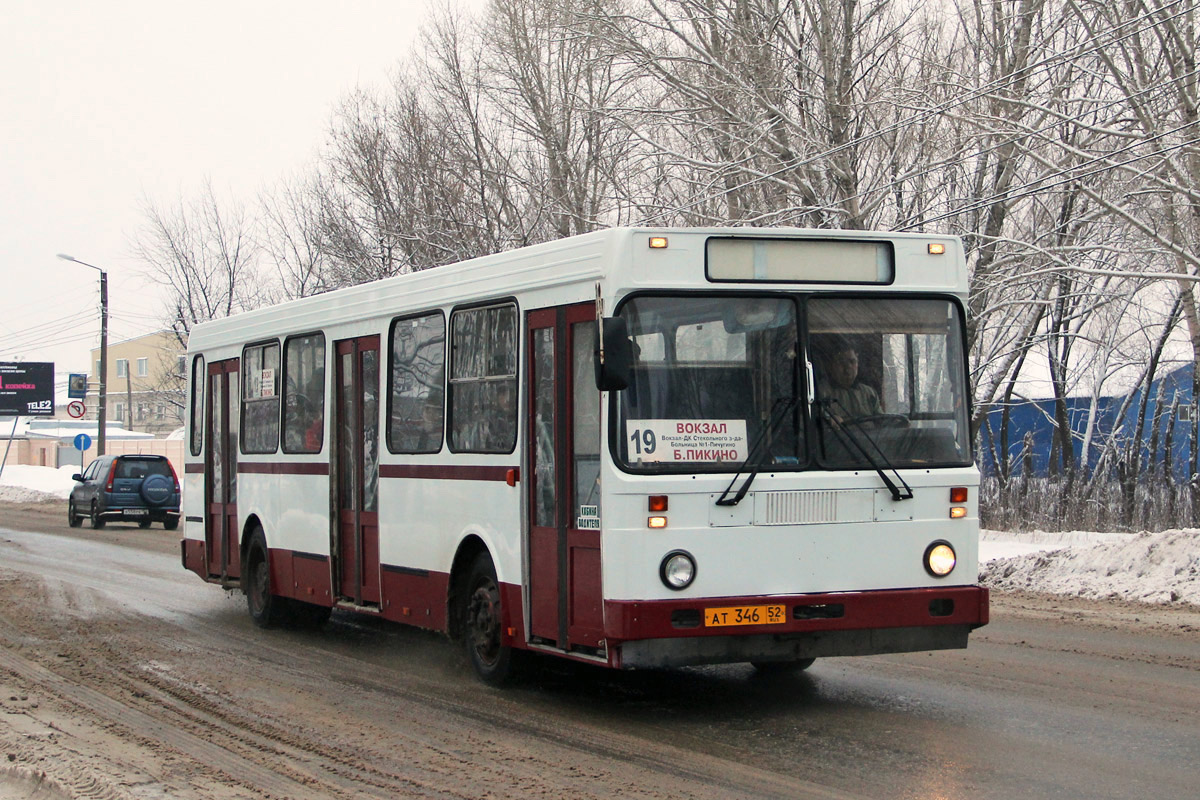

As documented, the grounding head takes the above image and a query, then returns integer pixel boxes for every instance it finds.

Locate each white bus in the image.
[181,227,989,683]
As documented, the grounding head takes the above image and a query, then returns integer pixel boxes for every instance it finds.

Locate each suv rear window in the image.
[114,458,172,479]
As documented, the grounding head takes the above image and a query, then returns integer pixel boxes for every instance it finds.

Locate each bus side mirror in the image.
[595,317,632,392]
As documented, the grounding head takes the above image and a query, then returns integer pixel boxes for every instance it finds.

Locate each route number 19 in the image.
[629,429,657,455]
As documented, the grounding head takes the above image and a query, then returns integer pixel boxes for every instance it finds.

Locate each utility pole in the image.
[58,254,108,456]
[99,269,108,453]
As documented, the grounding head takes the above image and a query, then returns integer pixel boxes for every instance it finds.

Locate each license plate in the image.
[704,604,786,627]
[123,509,149,517]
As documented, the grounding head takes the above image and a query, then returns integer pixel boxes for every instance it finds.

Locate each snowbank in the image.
[0,464,79,503]
[979,529,1134,560]
[980,529,1200,605]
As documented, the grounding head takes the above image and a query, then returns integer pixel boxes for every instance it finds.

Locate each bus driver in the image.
[818,341,881,420]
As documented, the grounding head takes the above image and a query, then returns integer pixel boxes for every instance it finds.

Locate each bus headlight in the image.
[660,550,696,590]
[924,541,956,577]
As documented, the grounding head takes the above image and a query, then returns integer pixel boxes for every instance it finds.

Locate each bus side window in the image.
[242,341,281,454]
[282,334,326,454]
[448,303,518,454]
[388,312,446,454]
[190,355,205,456]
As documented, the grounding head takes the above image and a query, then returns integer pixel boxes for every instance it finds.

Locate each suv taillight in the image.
[105,461,118,493]
[168,462,180,493]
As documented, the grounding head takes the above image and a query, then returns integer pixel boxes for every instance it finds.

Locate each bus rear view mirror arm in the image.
[595,316,632,392]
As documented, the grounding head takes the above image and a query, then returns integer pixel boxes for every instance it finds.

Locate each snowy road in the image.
[0,503,1197,799]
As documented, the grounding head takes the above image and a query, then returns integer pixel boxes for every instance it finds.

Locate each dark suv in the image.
[68,454,181,530]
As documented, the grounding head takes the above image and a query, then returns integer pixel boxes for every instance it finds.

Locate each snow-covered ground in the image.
[2,464,1197,606]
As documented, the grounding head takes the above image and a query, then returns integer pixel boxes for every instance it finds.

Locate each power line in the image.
[0,309,99,356]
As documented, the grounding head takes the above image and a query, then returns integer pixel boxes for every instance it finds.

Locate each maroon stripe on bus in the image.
[237,462,330,475]
[184,463,204,474]
[379,464,517,482]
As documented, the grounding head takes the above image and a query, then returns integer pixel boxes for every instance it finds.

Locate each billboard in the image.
[0,362,55,416]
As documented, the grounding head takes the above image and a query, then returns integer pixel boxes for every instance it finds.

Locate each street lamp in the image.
[56,254,108,456]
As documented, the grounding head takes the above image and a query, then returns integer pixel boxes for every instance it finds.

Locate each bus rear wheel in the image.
[245,528,289,628]
[463,552,513,685]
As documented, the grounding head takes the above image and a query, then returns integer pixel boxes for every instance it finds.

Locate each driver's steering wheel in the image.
[850,413,909,429]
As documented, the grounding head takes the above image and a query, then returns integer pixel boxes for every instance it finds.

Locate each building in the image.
[980,363,1196,481]
[0,417,183,475]
[88,330,186,435]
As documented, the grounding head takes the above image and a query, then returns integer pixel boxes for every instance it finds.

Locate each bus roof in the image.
[186,227,963,353]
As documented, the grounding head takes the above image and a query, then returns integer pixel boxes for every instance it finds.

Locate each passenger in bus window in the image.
[305,405,323,450]
[817,341,881,420]
[415,392,443,451]
[485,382,516,451]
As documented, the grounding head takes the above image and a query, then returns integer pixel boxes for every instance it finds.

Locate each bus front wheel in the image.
[463,552,514,685]
[752,658,816,675]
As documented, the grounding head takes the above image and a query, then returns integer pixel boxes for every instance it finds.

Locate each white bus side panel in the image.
[376,477,522,585]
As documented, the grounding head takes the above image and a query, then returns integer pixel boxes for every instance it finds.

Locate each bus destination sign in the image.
[626,419,748,463]
[0,362,55,416]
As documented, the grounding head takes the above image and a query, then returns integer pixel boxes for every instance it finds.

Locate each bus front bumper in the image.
[605,585,989,669]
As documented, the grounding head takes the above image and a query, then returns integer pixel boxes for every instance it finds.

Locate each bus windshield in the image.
[617,295,801,471]
[809,297,971,469]
[614,294,971,472]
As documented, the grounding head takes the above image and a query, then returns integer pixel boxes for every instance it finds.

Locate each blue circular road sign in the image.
[73,433,92,451]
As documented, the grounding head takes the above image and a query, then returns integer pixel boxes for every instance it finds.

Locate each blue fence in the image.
[979,363,1195,480]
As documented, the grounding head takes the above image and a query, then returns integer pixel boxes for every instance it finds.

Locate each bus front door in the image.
[527,304,604,652]
[334,335,381,607]
[206,358,240,581]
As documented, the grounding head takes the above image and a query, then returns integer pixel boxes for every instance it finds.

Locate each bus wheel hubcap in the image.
[252,560,269,613]
[468,582,500,665]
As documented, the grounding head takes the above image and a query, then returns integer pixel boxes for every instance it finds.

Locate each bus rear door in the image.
[334,335,381,607]
[206,358,240,581]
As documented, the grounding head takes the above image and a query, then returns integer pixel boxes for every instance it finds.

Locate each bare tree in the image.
[260,173,333,301]
[127,0,1200,528]
[480,0,633,237]
[132,180,264,348]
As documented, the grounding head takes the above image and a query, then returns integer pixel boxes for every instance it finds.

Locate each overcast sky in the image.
[1,1,443,387]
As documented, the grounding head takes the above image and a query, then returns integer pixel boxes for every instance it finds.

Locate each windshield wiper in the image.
[715,396,799,507]
[817,400,913,502]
